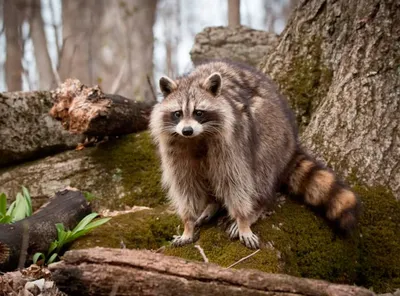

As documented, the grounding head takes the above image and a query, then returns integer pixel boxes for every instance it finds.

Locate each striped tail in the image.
[283,149,361,232]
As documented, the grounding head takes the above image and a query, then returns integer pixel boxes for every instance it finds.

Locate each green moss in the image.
[272,37,333,129]
[353,185,400,292]
[91,131,166,209]
[70,206,180,250]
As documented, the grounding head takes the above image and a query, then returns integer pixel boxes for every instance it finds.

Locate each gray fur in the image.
[149,60,299,249]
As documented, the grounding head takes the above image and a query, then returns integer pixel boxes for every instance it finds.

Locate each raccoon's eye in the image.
[194,110,204,117]
[173,111,182,118]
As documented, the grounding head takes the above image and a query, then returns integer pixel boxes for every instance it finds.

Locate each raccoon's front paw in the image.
[239,232,260,249]
[171,229,199,247]
[171,235,194,247]
[227,222,239,239]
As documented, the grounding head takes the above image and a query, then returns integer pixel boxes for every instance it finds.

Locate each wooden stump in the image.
[49,79,155,137]
[49,247,375,296]
[0,189,91,272]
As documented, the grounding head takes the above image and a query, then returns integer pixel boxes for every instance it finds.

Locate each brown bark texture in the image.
[49,247,375,296]
[228,0,241,26]
[49,79,155,136]
[4,0,23,91]
[190,26,278,68]
[0,90,84,167]
[261,0,400,198]
[0,189,91,272]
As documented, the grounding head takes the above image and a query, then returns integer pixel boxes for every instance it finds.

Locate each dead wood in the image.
[48,247,375,296]
[0,189,91,272]
[49,79,155,137]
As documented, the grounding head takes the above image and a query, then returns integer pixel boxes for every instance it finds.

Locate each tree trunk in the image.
[3,0,23,91]
[58,0,158,102]
[48,247,375,296]
[0,189,91,272]
[260,0,400,199]
[49,79,155,136]
[0,90,84,167]
[58,0,104,86]
[228,0,241,26]
[29,0,57,90]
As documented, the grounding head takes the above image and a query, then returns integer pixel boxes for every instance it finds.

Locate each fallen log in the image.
[49,79,155,137]
[49,247,375,296]
[0,189,91,272]
[0,91,84,167]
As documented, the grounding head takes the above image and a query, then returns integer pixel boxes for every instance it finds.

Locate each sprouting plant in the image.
[33,212,111,265]
[0,186,33,224]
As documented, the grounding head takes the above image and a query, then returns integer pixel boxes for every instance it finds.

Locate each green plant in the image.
[0,186,33,224]
[33,212,111,265]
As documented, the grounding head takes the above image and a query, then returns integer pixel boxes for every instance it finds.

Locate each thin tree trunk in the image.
[228,0,240,26]
[29,0,57,90]
[3,0,23,91]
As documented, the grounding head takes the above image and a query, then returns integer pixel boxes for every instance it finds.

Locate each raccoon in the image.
[149,59,360,249]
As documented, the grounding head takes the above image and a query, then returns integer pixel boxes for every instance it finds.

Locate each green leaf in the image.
[33,252,45,264]
[0,214,12,224]
[6,200,16,216]
[0,193,7,216]
[22,186,32,217]
[12,193,27,222]
[83,191,96,202]
[71,213,99,235]
[47,253,59,264]
[47,241,58,256]
[84,217,111,232]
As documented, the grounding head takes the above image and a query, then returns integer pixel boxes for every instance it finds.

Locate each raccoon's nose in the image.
[182,126,194,136]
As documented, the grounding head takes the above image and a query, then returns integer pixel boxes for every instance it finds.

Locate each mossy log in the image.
[0,189,91,272]
[49,79,155,137]
[49,247,375,296]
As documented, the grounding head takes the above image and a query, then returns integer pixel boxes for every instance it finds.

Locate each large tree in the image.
[261,0,400,199]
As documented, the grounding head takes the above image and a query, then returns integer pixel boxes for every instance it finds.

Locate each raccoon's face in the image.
[156,72,224,139]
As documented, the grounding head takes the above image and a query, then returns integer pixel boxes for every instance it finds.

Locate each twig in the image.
[147,75,157,102]
[194,244,209,263]
[226,249,260,269]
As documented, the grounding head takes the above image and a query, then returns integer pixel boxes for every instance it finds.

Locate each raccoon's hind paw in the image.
[240,232,260,249]
[227,222,239,239]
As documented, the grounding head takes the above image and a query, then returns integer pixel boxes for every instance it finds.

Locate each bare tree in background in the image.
[264,0,298,33]
[29,0,56,90]
[3,0,23,91]
[58,0,157,102]
[228,0,240,26]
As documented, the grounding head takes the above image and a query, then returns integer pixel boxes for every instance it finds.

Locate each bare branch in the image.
[194,244,209,263]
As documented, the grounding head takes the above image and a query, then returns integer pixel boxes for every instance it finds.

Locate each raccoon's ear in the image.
[203,72,222,96]
[159,76,178,97]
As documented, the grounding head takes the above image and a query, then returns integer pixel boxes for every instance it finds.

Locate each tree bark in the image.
[29,0,57,90]
[261,0,400,199]
[48,247,375,296]
[3,0,23,91]
[0,90,84,167]
[49,79,155,136]
[228,0,241,26]
[0,189,91,272]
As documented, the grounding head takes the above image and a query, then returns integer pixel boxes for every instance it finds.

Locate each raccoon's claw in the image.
[239,232,260,249]
[171,229,199,247]
[227,222,239,239]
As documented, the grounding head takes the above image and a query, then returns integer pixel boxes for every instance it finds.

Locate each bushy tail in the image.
[282,149,361,232]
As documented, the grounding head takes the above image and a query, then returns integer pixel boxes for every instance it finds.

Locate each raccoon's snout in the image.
[182,126,194,136]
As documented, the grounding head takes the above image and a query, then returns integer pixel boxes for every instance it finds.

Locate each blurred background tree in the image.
[0,0,297,100]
